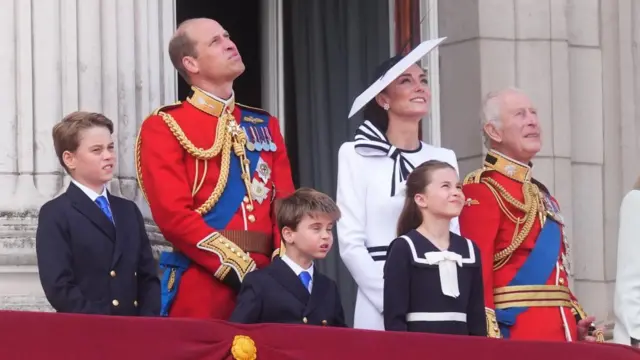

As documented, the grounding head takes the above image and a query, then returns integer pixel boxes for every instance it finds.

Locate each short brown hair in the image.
[276,188,341,234]
[168,19,200,83]
[52,111,114,172]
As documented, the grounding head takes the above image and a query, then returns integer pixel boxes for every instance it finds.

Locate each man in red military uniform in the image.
[459,87,604,342]
[135,18,295,319]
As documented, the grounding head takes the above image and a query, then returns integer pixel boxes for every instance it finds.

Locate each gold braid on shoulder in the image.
[480,178,545,270]
[136,110,254,216]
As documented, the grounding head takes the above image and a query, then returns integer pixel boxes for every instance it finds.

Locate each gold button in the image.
[302,317,308,324]
[321,320,327,326]
[243,196,249,203]
[246,204,254,212]
[110,270,116,277]
[559,278,565,285]
[134,272,137,276]
[112,299,119,307]
[133,300,138,307]
[559,265,565,271]
[248,214,255,223]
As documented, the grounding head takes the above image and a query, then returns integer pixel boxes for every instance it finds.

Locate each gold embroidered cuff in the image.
[486,308,501,338]
[570,300,587,319]
[197,232,256,282]
[570,300,605,342]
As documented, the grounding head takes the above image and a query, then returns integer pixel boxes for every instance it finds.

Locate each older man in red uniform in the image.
[135,18,295,319]
[459,87,604,342]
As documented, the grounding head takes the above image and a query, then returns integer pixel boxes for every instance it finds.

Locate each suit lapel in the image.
[306,272,329,314]
[109,194,127,268]
[67,183,116,241]
[267,257,310,305]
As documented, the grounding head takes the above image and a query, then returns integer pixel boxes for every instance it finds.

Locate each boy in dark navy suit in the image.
[230,188,346,327]
[36,111,160,316]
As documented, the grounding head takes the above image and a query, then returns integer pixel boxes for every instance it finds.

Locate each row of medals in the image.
[242,126,277,152]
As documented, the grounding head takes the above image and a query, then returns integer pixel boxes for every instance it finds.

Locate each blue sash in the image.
[159,108,269,316]
[495,218,562,338]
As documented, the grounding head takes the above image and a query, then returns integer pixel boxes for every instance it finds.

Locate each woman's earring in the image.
[383,103,390,111]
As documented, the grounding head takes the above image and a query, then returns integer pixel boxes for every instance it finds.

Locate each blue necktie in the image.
[95,196,114,223]
[299,271,312,293]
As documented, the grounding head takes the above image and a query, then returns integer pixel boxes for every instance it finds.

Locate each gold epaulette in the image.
[236,102,272,116]
[150,101,182,116]
[463,168,490,185]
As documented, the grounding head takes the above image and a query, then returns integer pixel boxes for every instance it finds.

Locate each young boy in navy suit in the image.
[230,188,346,327]
[36,111,160,316]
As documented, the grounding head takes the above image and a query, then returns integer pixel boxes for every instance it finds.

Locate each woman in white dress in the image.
[336,39,461,330]
[613,176,640,347]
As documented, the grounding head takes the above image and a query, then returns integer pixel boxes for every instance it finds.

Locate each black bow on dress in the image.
[353,120,419,197]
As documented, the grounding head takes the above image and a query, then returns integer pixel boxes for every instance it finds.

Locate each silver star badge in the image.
[256,158,271,183]
[251,178,270,204]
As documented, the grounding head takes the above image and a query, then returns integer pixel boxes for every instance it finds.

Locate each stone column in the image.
[436,0,640,332]
[0,0,176,311]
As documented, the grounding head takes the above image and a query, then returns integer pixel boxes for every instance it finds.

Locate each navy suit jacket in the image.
[35,182,160,316]
[229,257,346,327]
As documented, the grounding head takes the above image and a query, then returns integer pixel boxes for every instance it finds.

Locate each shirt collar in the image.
[71,178,108,202]
[281,254,314,278]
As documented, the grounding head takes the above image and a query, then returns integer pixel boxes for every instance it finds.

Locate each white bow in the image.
[424,251,463,298]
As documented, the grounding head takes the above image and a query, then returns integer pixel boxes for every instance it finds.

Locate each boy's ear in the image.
[62,150,76,171]
[281,226,294,244]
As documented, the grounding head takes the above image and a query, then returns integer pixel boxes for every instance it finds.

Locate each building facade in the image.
[1,0,638,332]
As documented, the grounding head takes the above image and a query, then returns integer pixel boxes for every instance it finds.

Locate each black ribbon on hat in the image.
[353,120,419,197]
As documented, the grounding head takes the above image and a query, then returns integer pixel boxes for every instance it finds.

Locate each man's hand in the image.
[577,316,602,342]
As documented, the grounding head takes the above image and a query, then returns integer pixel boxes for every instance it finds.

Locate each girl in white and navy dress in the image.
[383,160,486,336]
[337,41,460,331]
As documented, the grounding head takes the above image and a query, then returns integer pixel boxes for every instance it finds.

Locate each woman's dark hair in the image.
[396,160,457,237]
[362,55,404,133]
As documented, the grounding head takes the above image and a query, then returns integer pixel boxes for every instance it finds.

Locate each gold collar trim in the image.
[187,86,235,117]
[484,150,532,183]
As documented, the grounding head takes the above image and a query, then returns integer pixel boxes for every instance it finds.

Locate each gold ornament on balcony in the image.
[231,335,257,360]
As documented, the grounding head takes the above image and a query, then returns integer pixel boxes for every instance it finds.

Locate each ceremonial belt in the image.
[218,230,272,256]
[495,218,562,338]
[367,246,388,261]
[494,285,572,309]
[167,231,272,256]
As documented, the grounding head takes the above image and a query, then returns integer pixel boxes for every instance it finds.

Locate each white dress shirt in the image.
[613,189,640,345]
[71,179,109,203]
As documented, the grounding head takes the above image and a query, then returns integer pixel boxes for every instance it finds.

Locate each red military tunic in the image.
[135,86,295,319]
[459,150,592,341]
